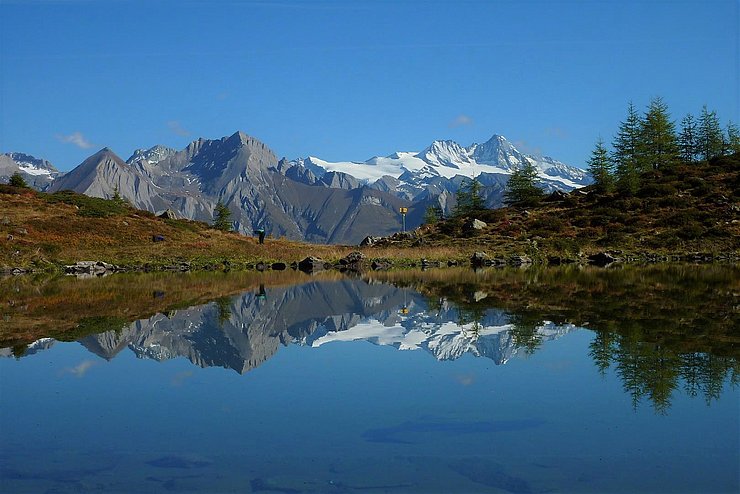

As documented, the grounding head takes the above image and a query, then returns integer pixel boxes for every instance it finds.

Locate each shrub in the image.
[637,183,678,198]
[677,222,706,240]
[44,191,129,218]
[658,196,689,208]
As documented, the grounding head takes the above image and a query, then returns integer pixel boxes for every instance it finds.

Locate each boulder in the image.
[64,261,117,275]
[339,251,365,265]
[271,262,287,271]
[298,256,326,273]
[157,209,178,219]
[544,190,569,202]
[371,259,392,270]
[588,252,619,266]
[509,255,532,266]
[359,236,381,247]
[464,219,487,232]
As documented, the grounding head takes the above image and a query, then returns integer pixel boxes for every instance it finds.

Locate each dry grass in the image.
[0,269,344,347]
[0,191,360,269]
[2,153,739,272]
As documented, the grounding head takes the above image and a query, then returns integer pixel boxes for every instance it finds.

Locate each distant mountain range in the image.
[1,278,576,373]
[0,152,60,190]
[2,132,590,244]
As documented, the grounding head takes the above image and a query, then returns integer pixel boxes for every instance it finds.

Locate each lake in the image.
[1,266,738,493]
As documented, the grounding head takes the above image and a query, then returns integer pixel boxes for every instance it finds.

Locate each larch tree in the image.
[504,161,543,206]
[678,114,699,164]
[8,172,28,188]
[213,200,233,232]
[638,97,679,170]
[613,102,643,195]
[697,105,724,161]
[725,121,740,155]
[454,176,485,216]
[587,138,614,193]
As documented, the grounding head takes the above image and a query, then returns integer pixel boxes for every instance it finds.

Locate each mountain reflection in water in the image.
[1,265,738,413]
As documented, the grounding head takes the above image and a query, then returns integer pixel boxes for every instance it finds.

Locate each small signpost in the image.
[399,207,408,233]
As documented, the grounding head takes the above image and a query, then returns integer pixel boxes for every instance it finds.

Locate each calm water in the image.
[0,266,738,493]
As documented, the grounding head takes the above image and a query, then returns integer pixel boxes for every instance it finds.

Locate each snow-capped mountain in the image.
[5,131,589,242]
[287,134,590,205]
[0,152,60,190]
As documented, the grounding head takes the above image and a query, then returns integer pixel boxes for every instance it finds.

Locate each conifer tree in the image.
[586,138,614,193]
[454,176,485,216]
[725,121,740,155]
[697,105,724,161]
[638,97,679,170]
[213,200,233,232]
[678,114,698,163]
[424,204,443,225]
[504,161,543,206]
[613,102,643,194]
[8,172,28,188]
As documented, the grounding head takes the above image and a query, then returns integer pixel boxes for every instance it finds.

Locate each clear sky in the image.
[1,0,738,171]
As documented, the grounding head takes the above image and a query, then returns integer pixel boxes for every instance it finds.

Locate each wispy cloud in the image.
[61,360,97,378]
[167,120,191,137]
[56,131,94,149]
[449,114,474,128]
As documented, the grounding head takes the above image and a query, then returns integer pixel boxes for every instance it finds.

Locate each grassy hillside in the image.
[0,187,356,270]
[375,154,740,260]
[1,154,738,271]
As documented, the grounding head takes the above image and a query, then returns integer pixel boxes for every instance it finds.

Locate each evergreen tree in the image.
[638,96,679,170]
[678,113,699,163]
[8,172,28,188]
[504,161,543,206]
[423,204,443,225]
[586,138,614,193]
[213,200,232,231]
[111,185,127,205]
[697,105,724,161]
[613,102,643,194]
[725,121,740,155]
[454,176,485,216]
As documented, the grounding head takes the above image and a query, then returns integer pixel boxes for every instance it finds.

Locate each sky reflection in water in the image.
[0,268,737,493]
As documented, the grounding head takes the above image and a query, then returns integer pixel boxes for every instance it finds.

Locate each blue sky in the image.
[1,0,738,171]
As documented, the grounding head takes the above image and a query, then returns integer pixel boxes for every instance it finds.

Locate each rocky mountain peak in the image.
[126,145,177,165]
[5,152,57,172]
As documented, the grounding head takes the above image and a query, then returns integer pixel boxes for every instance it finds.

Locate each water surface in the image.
[1,266,737,493]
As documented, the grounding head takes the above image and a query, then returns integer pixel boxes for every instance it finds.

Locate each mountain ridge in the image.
[6,131,586,243]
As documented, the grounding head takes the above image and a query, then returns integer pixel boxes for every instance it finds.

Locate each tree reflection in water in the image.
[376,264,739,413]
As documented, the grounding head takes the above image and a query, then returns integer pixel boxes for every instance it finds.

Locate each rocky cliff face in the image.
[17,131,587,242]
[47,132,409,244]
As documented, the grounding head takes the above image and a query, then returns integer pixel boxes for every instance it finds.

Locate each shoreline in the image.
[3,248,738,277]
